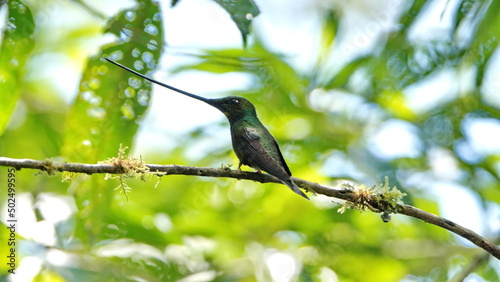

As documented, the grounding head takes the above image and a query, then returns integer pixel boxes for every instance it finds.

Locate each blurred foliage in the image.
[62,0,164,163]
[172,0,259,45]
[213,0,260,46]
[0,0,499,281]
[0,0,34,134]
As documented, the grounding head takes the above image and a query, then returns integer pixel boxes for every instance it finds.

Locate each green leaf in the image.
[399,0,427,31]
[317,11,339,65]
[453,0,476,31]
[62,0,164,163]
[214,0,260,46]
[324,56,369,89]
[0,0,35,135]
[466,0,500,85]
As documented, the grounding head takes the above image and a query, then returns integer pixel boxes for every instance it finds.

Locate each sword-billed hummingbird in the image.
[105,58,308,200]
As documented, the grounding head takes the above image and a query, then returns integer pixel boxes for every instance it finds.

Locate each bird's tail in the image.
[282,178,309,200]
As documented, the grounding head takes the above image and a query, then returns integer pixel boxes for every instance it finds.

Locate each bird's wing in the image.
[238,126,292,178]
[272,138,292,176]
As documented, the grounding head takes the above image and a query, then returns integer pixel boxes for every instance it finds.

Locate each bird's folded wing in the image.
[239,127,292,178]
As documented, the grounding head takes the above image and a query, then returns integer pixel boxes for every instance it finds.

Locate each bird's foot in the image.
[236,162,243,180]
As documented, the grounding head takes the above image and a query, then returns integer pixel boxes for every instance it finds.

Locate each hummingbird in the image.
[105,58,309,199]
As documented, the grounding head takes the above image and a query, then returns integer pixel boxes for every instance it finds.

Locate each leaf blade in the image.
[62,0,164,162]
[0,0,35,135]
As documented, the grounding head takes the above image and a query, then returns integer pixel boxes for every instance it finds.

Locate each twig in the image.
[449,251,491,282]
[0,156,499,260]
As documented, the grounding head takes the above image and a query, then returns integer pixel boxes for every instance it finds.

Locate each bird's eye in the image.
[232,98,239,104]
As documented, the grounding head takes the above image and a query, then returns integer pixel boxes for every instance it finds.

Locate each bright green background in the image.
[0,0,499,281]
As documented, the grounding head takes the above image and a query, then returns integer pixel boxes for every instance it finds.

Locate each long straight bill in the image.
[104,58,210,103]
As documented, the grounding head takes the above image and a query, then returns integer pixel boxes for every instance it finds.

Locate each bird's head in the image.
[207,96,257,121]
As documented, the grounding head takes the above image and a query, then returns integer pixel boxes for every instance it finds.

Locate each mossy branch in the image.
[0,155,499,260]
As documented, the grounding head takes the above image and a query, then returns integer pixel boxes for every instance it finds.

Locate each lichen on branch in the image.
[98,144,153,200]
[336,177,406,223]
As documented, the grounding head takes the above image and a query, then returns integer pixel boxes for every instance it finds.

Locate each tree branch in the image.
[1,156,498,259]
